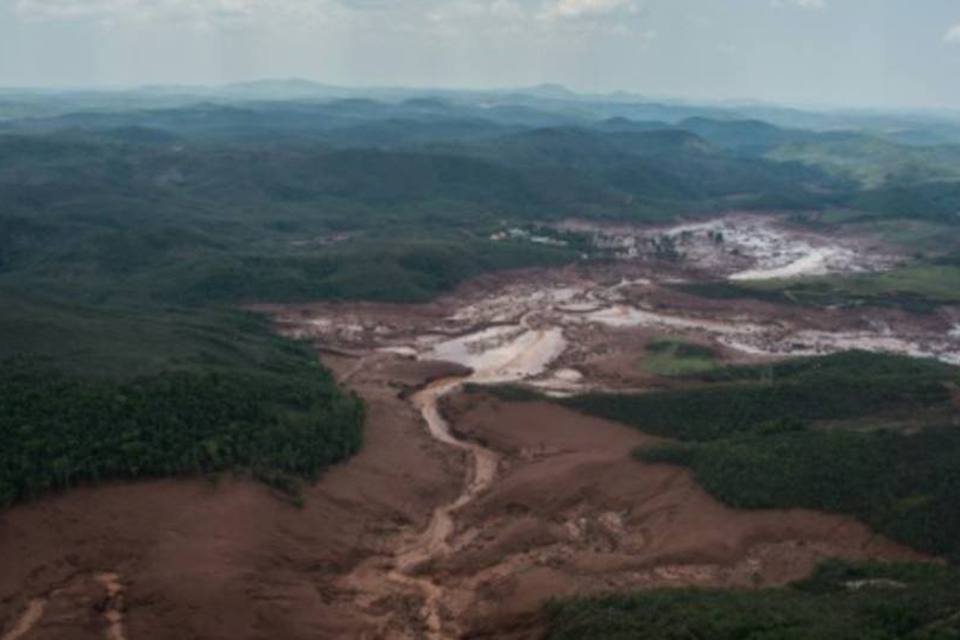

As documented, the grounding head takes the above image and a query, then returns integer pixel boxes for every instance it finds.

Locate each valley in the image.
[2,80,960,639]
[257,215,955,636]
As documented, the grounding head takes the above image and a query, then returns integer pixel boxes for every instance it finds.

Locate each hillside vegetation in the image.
[3,88,960,508]
[0,355,363,507]
[546,561,960,639]
[561,352,954,441]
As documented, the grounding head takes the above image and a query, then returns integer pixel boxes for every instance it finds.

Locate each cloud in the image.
[542,0,639,20]
[946,23,960,45]
[13,0,339,27]
[771,0,826,9]
[15,0,135,21]
[11,0,650,39]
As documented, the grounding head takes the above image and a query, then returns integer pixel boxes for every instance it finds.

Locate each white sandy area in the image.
[721,330,960,367]
[584,305,765,336]
[424,325,567,383]
[730,247,849,281]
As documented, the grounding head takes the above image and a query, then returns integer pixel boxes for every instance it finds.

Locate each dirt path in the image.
[3,222,954,639]
[1,600,45,640]
[0,573,127,640]
[278,250,952,636]
[0,355,463,640]
[337,375,501,639]
[402,380,500,569]
[95,573,126,640]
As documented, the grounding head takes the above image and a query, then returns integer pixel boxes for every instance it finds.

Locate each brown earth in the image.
[0,355,464,640]
[2,251,952,639]
[426,392,926,637]
[0,350,933,640]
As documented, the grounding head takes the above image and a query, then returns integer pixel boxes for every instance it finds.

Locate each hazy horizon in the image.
[3,0,960,111]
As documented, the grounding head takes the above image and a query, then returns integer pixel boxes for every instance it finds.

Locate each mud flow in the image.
[1,216,954,639]
[267,216,951,637]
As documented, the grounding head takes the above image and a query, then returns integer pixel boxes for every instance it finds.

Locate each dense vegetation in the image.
[546,560,960,639]
[2,89,959,310]
[3,85,960,512]
[0,289,366,503]
[640,338,718,376]
[0,353,363,507]
[0,135,584,306]
[0,292,319,378]
[561,352,954,441]
[692,349,959,384]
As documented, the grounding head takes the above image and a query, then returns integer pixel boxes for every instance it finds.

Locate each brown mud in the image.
[2,218,954,639]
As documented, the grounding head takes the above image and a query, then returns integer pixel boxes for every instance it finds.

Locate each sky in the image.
[1,0,960,109]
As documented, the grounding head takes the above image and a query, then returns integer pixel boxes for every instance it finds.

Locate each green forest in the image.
[560,351,954,441]
[3,88,960,514]
[0,350,363,507]
[546,560,960,639]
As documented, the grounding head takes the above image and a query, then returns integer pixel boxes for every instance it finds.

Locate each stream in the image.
[383,378,499,638]
[342,321,567,637]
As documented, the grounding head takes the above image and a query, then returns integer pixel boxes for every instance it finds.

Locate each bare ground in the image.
[0,355,464,640]
[0,353,925,639]
[2,219,954,639]
[434,393,924,637]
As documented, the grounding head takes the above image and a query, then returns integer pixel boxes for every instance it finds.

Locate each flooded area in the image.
[263,214,956,637]
[3,215,952,640]
[555,214,897,281]
[278,214,958,385]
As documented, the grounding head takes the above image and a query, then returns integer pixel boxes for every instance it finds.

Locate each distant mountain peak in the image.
[226,78,330,90]
[517,83,578,99]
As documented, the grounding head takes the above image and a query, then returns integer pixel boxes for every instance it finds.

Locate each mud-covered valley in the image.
[2,215,957,639]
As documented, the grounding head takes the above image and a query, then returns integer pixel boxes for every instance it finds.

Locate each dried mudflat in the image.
[1,216,956,639]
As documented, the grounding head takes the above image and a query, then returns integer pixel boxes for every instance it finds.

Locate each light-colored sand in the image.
[730,247,845,281]
[424,325,568,383]
[560,214,893,281]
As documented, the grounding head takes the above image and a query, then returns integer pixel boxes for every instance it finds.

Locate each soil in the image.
[0,355,464,640]
[1,216,954,639]
[434,394,923,636]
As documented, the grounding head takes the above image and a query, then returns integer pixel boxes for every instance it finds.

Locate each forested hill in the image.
[2,87,960,505]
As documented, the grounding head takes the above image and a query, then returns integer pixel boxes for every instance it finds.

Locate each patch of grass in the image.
[545,560,960,640]
[677,263,960,313]
[640,338,718,376]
